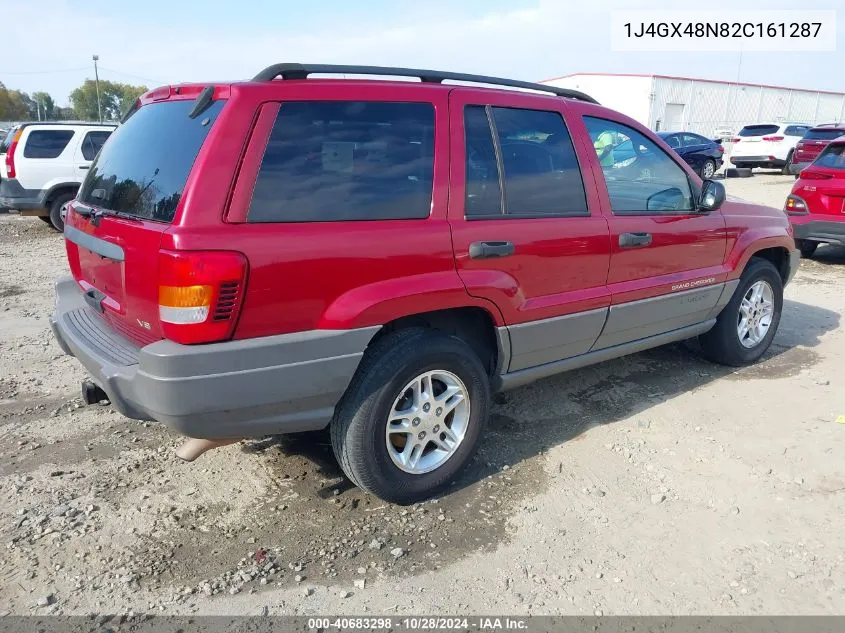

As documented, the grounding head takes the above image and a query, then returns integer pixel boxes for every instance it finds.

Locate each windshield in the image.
[813,144,845,170]
[804,129,845,141]
[738,125,779,137]
[77,99,224,222]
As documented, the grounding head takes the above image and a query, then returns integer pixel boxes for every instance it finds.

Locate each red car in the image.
[786,136,845,257]
[788,124,845,177]
[51,63,798,503]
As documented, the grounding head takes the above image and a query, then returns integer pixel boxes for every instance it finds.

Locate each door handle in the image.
[469,241,515,259]
[619,232,652,248]
[79,165,90,170]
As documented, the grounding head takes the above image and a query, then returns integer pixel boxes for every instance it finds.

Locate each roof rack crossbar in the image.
[251,63,599,104]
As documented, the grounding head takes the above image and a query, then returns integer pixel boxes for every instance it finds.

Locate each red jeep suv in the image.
[51,64,799,504]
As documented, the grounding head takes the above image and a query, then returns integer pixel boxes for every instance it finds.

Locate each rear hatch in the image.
[731,124,781,159]
[801,143,845,216]
[795,128,845,163]
[65,95,226,345]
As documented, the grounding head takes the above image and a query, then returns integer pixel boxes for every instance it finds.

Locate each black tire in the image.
[330,328,490,505]
[796,239,818,258]
[38,216,53,224]
[698,258,783,366]
[781,151,793,175]
[48,193,74,232]
[725,167,753,178]
[699,159,717,179]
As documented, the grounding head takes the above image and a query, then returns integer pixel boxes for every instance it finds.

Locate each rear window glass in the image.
[247,101,435,223]
[78,99,224,222]
[80,130,112,161]
[814,144,845,170]
[23,130,74,158]
[0,128,16,153]
[804,128,845,141]
[738,125,779,137]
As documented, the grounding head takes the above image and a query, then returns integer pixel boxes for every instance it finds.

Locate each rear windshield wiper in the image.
[188,86,215,119]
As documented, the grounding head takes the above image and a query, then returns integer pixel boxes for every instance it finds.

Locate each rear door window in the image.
[804,128,845,141]
[247,101,435,223]
[23,130,74,158]
[682,133,708,146]
[80,130,113,161]
[78,99,224,222]
[814,144,845,170]
[738,125,780,137]
[785,125,810,137]
[491,107,587,217]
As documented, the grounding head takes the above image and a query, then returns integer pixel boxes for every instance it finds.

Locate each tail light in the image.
[157,250,248,344]
[800,171,833,180]
[732,137,741,143]
[796,142,805,149]
[762,135,785,141]
[4,128,22,178]
[716,145,724,154]
[784,194,809,214]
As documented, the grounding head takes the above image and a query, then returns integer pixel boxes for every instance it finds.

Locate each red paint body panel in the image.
[789,161,845,223]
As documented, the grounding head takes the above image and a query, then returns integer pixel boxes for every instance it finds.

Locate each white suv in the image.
[729,123,811,174]
[0,122,115,230]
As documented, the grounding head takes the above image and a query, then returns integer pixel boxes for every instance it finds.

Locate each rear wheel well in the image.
[44,186,78,208]
[371,307,499,376]
[750,247,790,284]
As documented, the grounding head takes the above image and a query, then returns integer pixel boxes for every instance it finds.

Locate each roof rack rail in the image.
[251,63,599,104]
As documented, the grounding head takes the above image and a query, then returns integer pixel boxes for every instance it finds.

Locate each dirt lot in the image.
[1,172,844,616]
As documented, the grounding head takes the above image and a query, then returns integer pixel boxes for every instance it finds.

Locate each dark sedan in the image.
[657,132,724,178]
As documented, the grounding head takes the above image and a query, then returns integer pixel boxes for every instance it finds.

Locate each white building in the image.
[541,73,845,139]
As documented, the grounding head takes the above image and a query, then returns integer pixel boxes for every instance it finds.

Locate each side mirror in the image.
[699,179,725,212]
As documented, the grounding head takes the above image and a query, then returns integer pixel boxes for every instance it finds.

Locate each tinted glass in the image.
[738,125,779,137]
[813,144,845,170]
[248,101,434,223]
[464,106,501,217]
[492,107,587,216]
[585,117,693,215]
[0,128,15,153]
[661,134,682,149]
[81,130,112,161]
[785,125,810,137]
[682,133,708,146]
[804,128,845,141]
[22,130,74,158]
[78,99,224,222]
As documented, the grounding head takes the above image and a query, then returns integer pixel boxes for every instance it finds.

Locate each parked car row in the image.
[0,122,115,229]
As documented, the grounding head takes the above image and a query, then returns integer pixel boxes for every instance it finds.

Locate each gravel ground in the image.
[1,172,844,616]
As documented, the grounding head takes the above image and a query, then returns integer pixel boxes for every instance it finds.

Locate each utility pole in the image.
[93,54,102,122]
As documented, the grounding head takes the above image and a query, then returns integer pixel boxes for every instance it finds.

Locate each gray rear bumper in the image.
[50,276,377,438]
[792,221,845,245]
[0,178,44,211]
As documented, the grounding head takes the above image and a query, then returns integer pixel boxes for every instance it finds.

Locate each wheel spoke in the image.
[388,417,412,432]
[738,317,750,341]
[432,426,459,452]
[402,438,425,469]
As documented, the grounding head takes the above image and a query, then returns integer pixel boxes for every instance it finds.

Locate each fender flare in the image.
[318,270,506,330]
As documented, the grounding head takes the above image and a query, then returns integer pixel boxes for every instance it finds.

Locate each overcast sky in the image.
[3,0,843,106]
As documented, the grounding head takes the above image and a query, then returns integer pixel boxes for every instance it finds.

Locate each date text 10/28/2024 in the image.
[307,617,528,630]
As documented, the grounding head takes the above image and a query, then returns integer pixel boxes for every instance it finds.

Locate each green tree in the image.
[0,82,33,120]
[69,79,147,121]
[32,91,56,120]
